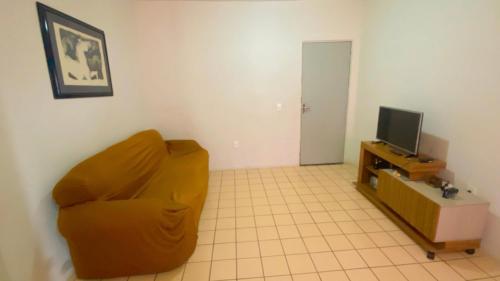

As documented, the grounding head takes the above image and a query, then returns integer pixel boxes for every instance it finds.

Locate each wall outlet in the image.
[276,103,283,111]
[233,140,240,149]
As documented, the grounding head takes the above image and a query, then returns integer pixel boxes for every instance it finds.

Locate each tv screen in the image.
[376,106,423,155]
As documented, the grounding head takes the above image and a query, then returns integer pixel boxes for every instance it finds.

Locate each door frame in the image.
[299,40,354,166]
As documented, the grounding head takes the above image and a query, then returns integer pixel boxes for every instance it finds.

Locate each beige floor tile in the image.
[339,200,360,210]
[277,225,301,239]
[237,227,258,242]
[268,196,286,205]
[375,218,399,231]
[288,203,308,213]
[128,274,156,281]
[236,199,252,209]
[237,216,256,228]
[423,262,465,281]
[189,244,213,262]
[253,197,269,206]
[238,241,261,258]
[257,226,279,240]
[325,235,354,251]
[199,219,217,231]
[219,199,235,208]
[337,221,363,234]
[201,208,218,220]
[260,239,284,256]
[305,202,326,212]
[388,230,415,245]
[310,252,342,272]
[317,222,342,236]
[447,258,489,280]
[256,215,276,227]
[303,236,330,253]
[271,205,290,214]
[214,229,236,243]
[198,230,215,245]
[346,233,376,249]
[323,202,343,211]
[381,246,417,265]
[319,270,351,281]
[274,214,295,226]
[291,272,321,281]
[355,220,383,233]
[365,208,386,219]
[202,166,500,281]
[285,195,302,204]
[334,250,368,269]
[212,243,236,260]
[218,208,236,218]
[437,252,466,261]
[398,264,437,281]
[371,266,407,281]
[183,262,211,281]
[254,205,272,215]
[333,193,351,201]
[403,245,436,263]
[286,254,316,274]
[297,224,322,237]
[217,218,236,230]
[211,259,236,280]
[238,258,264,279]
[265,275,293,281]
[368,232,399,247]
[345,268,378,281]
[470,256,500,276]
[358,248,393,267]
[262,256,290,276]
[346,209,371,220]
[310,212,332,223]
[155,264,184,281]
[282,238,308,254]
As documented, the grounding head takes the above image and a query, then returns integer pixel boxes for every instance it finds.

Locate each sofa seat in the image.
[53,130,209,279]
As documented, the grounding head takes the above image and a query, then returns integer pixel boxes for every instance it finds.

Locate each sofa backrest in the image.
[53,130,167,208]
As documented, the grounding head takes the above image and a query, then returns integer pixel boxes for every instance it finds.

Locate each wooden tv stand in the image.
[356,141,489,259]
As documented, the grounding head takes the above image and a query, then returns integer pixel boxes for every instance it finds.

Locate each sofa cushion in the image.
[53,130,167,207]
[138,142,209,221]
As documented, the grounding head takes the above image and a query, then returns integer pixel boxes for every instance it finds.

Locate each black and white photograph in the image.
[37,2,113,98]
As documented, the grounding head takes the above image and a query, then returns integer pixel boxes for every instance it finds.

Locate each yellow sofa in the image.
[52,130,209,279]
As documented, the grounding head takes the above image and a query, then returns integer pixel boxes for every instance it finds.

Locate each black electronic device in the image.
[442,187,459,199]
[376,106,424,156]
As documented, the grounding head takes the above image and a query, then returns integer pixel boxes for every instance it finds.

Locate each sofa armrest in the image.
[58,199,197,278]
[165,140,202,157]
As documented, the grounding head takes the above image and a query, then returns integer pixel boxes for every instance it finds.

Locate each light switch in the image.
[276,103,283,111]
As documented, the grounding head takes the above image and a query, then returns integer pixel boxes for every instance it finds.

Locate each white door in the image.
[300,41,351,165]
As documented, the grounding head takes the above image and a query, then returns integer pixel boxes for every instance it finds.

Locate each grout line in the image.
[206,172,222,281]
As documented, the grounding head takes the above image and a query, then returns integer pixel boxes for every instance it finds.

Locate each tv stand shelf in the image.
[356,141,488,258]
[359,141,446,181]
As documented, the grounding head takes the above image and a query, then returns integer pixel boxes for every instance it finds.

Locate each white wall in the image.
[135,0,365,170]
[347,0,500,258]
[0,1,150,280]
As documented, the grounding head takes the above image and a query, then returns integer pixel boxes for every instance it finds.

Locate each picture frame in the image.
[36,2,113,99]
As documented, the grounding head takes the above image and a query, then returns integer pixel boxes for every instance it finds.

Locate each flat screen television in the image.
[376,106,423,155]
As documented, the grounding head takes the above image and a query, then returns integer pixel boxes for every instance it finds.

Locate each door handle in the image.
[302,103,311,114]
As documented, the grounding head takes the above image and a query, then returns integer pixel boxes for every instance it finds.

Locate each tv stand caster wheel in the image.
[465,249,476,255]
[427,251,436,260]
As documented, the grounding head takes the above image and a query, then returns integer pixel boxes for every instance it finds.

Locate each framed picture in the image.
[36,2,113,99]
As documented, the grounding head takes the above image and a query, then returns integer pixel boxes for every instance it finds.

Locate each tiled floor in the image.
[88,165,500,281]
